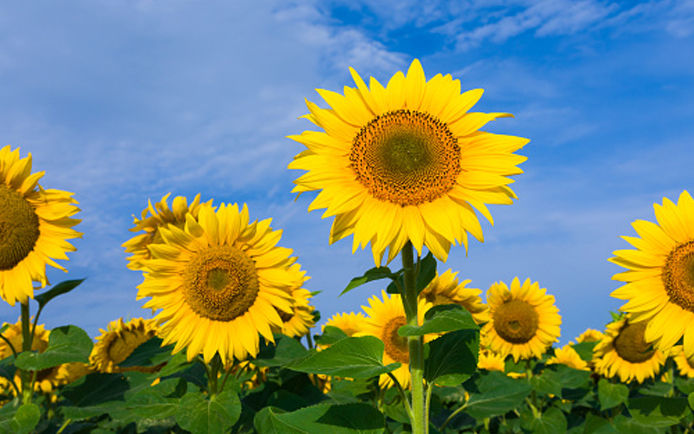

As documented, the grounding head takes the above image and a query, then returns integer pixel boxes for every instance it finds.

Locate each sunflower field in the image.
[1,60,694,434]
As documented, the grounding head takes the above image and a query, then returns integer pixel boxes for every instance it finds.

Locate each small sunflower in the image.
[280,288,316,338]
[137,202,305,364]
[477,348,506,372]
[610,191,694,357]
[123,193,212,271]
[575,328,604,344]
[670,345,694,378]
[547,345,588,371]
[358,290,431,389]
[0,145,81,305]
[593,316,666,383]
[482,277,561,362]
[418,269,489,323]
[323,312,365,337]
[288,59,528,265]
[90,317,159,373]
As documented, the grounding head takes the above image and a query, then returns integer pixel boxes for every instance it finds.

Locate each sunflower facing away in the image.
[358,290,432,389]
[418,269,489,324]
[593,316,666,383]
[280,288,316,338]
[482,277,561,362]
[123,193,212,271]
[610,190,694,357]
[0,145,81,305]
[547,344,588,371]
[90,317,159,373]
[288,59,528,265]
[323,312,365,337]
[136,202,306,364]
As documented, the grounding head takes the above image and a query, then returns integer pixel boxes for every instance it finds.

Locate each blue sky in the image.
[1,0,692,345]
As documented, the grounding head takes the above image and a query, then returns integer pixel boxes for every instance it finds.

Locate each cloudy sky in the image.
[1,0,693,344]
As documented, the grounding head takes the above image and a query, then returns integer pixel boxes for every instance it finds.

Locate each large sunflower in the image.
[123,193,212,271]
[610,190,694,357]
[136,202,305,364]
[418,269,489,324]
[280,288,316,338]
[90,317,159,373]
[593,316,666,383]
[482,278,561,362]
[358,290,432,389]
[288,59,528,265]
[0,145,81,305]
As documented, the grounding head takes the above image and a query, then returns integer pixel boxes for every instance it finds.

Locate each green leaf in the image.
[287,337,399,379]
[583,414,616,434]
[0,355,16,382]
[341,267,397,296]
[553,364,591,390]
[254,335,309,367]
[0,324,8,334]
[689,392,694,410]
[34,279,85,308]
[521,407,567,434]
[62,373,129,406]
[314,326,348,347]
[62,402,126,421]
[628,396,690,427]
[254,403,385,434]
[463,371,532,419]
[119,337,172,368]
[530,371,562,397]
[424,329,479,386]
[0,403,40,434]
[14,325,92,370]
[174,389,241,434]
[598,379,629,411]
[399,304,478,337]
[571,341,598,362]
[415,251,437,294]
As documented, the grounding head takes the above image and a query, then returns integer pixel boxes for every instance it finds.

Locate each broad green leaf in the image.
[107,378,181,429]
[174,389,241,434]
[640,381,673,397]
[0,403,40,434]
[62,373,129,406]
[571,341,598,362]
[0,355,16,382]
[553,364,591,390]
[415,251,437,294]
[613,414,665,434]
[62,402,126,421]
[152,350,191,378]
[119,337,172,368]
[464,371,532,419]
[34,279,85,308]
[677,377,694,395]
[254,335,309,367]
[689,392,694,410]
[583,414,616,434]
[628,396,690,427]
[314,326,348,347]
[341,267,397,296]
[15,325,92,370]
[253,403,385,434]
[424,329,479,386]
[521,407,567,434]
[598,379,629,410]
[530,371,561,397]
[399,304,478,337]
[287,336,399,378]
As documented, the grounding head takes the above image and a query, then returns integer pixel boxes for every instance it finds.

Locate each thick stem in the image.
[20,302,33,404]
[401,241,425,434]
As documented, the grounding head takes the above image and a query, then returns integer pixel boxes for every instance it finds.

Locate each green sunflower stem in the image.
[20,301,33,405]
[401,241,426,434]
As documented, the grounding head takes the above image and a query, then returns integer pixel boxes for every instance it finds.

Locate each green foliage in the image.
[598,379,629,410]
[34,279,85,309]
[341,267,399,295]
[0,402,40,434]
[424,329,479,386]
[175,389,241,434]
[254,403,385,433]
[398,304,478,337]
[255,335,309,367]
[314,326,348,346]
[463,371,533,419]
[15,325,92,370]
[627,396,690,427]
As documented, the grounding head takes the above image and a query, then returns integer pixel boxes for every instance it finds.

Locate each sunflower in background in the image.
[593,315,666,384]
[358,290,432,389]
[547,344,589,371]
[90,317,159,373]
[0,145,81,305]
[418,269,489,324]
[672,346,694,378]
[482,278,561,362]
[323,312,365,337]
[137,202,306,364]
[610,191,694,358]
[575,328,604,344]
[288,59,528,265]
[280,288,316,339]
[123,193,212,271]
[477,348,506,372]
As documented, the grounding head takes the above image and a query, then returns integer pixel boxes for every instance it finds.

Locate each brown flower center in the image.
[493,299,539,344]
[382,316,409,364]
[663,241,694,311]
[349,109,461,206]
[613,321,655,363]
[0,184,40,270]
[183,246,259,321]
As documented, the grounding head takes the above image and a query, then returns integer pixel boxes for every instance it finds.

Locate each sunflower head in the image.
[575,328,604,344]
[672,345,694,378]
[289,59,528,265]
[547,345,588,371]
[0,146,81,305]
[323,312,365,337]
[610,190,694,357]
[90,317,159,373]
[280,288,316,338]
[418,269,489,324]
[477,348,506,372]
[137,202,306,364]
[482,277,561,362]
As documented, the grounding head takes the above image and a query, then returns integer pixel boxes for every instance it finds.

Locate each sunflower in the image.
[90,317,159,373]
[323,312,365,337]
[280,288,316,338]
[672,346,694,378]
[482,278,561,362]
[358,290,432,389]
[123,193,212,271]
[288,59,528,265]
[547,345,588,371]
[418,269,489,324]
[137,202,305,364]
[0,145,81,305]
[593,316,666,383]
[477,348,506,372]
[575,328,604,344]
[610,191,694,358]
